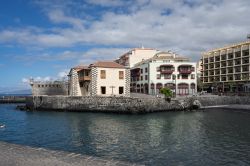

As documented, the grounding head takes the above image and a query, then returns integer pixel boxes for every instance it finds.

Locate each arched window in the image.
[178,83,189,95]
[156,83,163,89]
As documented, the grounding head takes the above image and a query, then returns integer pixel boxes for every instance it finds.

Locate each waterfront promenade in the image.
[0,141,140,166]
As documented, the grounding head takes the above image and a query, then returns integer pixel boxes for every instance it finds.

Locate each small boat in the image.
[0,124,5,128]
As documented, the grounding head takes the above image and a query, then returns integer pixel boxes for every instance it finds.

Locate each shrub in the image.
[160,87,173,98]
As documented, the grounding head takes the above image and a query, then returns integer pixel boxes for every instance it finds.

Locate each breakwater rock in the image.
[25,96,198,113]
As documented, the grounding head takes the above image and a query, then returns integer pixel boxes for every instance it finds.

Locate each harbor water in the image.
[0,104,249,165]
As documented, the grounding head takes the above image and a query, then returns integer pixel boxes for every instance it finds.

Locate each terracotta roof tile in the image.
[90,61,125,68]
[72,65,90,72]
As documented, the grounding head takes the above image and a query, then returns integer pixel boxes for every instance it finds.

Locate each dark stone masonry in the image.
[25,95,250,113]
[26,96,200,113]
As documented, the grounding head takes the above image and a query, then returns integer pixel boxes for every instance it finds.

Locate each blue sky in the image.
[0,0,250,91]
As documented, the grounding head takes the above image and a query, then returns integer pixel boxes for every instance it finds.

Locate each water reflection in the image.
[0,105,250,165]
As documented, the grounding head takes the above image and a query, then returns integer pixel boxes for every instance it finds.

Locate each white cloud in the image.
[86,0,128,7]
[57,69,69,78]
[0,0,250,61]
[14,50,81,63]
[79,47,129,64]
[48,9,84,29]
[22,78,30,83]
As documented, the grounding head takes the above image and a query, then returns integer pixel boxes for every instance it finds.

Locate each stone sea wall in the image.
[26,96,195,113]
[196,96,250,106]
[25,95,250,113]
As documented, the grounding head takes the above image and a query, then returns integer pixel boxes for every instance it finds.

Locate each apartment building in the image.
[115,48,159,67]
[131,51,197,96]
[200,41,250,92]
[68,61,130,97]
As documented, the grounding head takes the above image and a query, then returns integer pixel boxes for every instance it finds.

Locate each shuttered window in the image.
[119,71,124,79]
[100,70,106,79]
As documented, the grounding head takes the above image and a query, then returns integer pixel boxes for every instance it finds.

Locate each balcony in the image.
[178,70,191,74]
[178,65,193,74]
[160,65,174,74]
[79,76,91,81]
[160,69,174,74]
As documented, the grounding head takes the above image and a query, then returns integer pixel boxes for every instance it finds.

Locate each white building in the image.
[115,48,159,68]
[130,51,197,96]
[68,61,130,97]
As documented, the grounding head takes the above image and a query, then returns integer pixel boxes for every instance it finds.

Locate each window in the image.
[145,67,148,73]
[145,75,148,80]
[156,67,160,72]
[119,71,124,79]
[141,76,143,81]
[157,74,161,79]
[177,74,180,79]
[141,69,143,74]
[38,85,40,88]
[85,71,89,76]
[101,86,106,94]
[80,82,83,87]
[191,74,195,79]
[119,87,124,94]
[182,74,188,79]
[100,70,106,79]
[164,74,171,79]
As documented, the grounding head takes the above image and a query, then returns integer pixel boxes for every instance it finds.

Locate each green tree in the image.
[160,87,173,102]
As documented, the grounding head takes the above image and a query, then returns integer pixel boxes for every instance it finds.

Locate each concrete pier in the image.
[0,141,141,166]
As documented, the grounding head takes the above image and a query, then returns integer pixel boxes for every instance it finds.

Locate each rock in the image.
[192,99,202,109]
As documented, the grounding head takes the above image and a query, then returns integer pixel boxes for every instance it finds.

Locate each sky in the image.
[0,0,250,91]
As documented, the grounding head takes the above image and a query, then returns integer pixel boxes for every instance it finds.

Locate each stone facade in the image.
[69,68,80,96]
[30,81,68,96]
[90,67,98,96]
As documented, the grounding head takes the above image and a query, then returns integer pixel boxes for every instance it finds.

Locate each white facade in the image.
[115,48,159,67]
[90,67,129,96]
[131,52,197,96]
[69,62,130,97]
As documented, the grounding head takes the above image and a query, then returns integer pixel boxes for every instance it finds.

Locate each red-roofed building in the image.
[68,61,130,96]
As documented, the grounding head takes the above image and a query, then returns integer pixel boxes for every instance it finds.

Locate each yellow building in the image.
[200,41,250,92]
